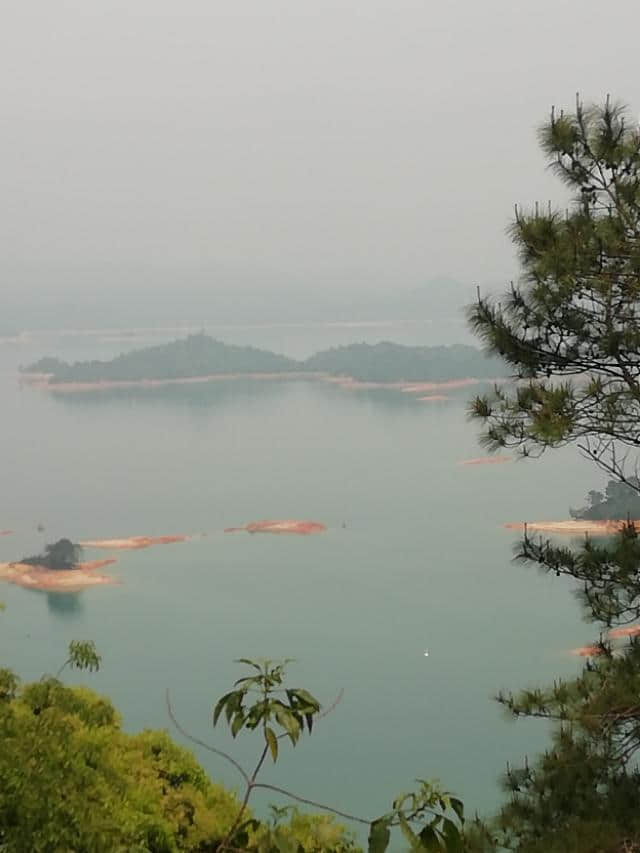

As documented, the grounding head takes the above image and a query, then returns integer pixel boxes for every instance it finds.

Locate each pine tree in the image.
[468,97,640,852]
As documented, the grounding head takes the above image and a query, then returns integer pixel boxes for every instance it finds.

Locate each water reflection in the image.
[39,375,473,416]
[46,377,294,411]
[46,592,83,617]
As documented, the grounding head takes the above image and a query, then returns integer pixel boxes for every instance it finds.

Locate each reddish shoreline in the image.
[21,372,325,392]
[0,559,117,592]
[79,535,188,550]
[21,371,500,395]
[225,520,327,535]
[461,456,512,466]
[504,520,640,534]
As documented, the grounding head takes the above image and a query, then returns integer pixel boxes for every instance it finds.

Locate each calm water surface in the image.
[1,325,596,842]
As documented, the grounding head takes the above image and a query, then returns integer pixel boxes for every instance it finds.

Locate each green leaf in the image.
[231,712,245,737]
[441,817,463,853]
[418,824,443,851]
[213,692,232,726]
[265,726,278,762]
[368,818,391,853]
[292,688,321,710]
[235,658,262,670]
[398,814,419,848]
[273,831,298,853]
[449,797,464,824]
[275,707,301,744]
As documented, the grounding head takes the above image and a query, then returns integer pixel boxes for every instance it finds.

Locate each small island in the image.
[570,478,640,521]
[20,334,504,391]
[21,537,83,570]
[0,538,117,592]
[504,480,640,535]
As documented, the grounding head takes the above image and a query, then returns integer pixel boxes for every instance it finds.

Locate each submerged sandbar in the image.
[225,520,327,535]
[461,456,512,466]
[79,535,189,550]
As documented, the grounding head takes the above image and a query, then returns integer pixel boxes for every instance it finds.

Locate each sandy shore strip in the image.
[460,456,512,466]
[20,372,326,392]
[0,559,117,592]
[571,644,605,657]
[21,371,502,395]
[225,520,327,535]
[504,519,640,534]
[79,535,189,550]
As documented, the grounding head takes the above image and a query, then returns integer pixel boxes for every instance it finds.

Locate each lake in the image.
[0,323,597,844]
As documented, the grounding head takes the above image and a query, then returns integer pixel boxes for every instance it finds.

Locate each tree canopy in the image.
[0,659,360,853]
[469,96,640,482]
[21,538,83,571]
[468,96,640,852]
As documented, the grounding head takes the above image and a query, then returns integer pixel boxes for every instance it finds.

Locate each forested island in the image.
[570,478,640,521]
[21,333,504,386]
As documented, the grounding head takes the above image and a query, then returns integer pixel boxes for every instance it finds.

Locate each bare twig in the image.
[252,783,371,826]
[165,689,250,785]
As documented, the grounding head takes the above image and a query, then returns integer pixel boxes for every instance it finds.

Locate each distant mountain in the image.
[22,334,505,384]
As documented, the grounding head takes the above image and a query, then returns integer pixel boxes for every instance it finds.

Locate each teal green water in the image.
[1,329,597,840]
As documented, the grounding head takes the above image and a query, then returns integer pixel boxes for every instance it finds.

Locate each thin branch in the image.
[252,783,372,826]
[318,688,344,720]
[165,689,250,785]
[218,743,270,853]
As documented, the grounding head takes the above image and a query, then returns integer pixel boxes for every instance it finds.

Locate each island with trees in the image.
[0,538,117,591]
[20,334,504,390]
[20,538,83,571]
[570,478,640,521]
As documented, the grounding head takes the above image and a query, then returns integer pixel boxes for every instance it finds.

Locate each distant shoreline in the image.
[20,371,500,394]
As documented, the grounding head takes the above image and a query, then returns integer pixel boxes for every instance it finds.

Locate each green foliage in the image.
[468,97,640,473]
[21,537,83,571]
[250,807,361,853]
[207,660,464,853]
[213,658,321,762]
[56,639,102,678]
[0,645,363,853]
[518,520,640,625]
[0,674,241,852]
[367,781,464,853]
[468,95,640,852]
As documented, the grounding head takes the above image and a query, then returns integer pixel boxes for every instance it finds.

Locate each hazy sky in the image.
[2,0,639,310]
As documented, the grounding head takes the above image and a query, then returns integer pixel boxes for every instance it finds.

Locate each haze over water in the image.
[1,325,598,839]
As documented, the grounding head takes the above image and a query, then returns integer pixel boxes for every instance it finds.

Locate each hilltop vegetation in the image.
[20,538,82,571]
[22,334,504,385]
[305,342,502,382]
[24,335,298,383]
